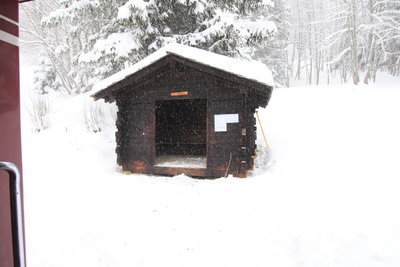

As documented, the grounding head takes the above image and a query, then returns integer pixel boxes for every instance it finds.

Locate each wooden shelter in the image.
[92,44,273,178]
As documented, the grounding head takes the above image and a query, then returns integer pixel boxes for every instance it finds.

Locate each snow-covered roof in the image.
[91,43,274,97]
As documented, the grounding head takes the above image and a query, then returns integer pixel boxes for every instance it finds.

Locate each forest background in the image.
[20,0,400,96]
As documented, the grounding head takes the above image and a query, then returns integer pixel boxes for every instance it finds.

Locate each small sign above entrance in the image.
[171,91,189,96]
[214,114,239,132]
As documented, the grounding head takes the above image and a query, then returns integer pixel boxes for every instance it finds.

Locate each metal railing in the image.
[0,162,26,267]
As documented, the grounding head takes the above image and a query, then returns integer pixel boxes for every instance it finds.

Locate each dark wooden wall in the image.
[114,56,262,177]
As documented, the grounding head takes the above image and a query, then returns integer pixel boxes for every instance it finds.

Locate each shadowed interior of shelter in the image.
[155,99,207,166]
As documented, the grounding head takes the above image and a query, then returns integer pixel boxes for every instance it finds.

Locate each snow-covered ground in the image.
[20,70,400,267]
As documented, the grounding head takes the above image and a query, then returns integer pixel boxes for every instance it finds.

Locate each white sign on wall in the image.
[214,114,239,132]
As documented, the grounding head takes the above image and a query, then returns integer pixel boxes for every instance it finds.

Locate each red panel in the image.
[0,1,21,173]
[0,177,13,267]
[0,1,19,22]
[0,17,19,36]
[0,1,22,267]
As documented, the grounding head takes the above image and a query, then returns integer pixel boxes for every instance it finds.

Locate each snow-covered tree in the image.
[361,0,400,83]
[41,0,127,93]
[33,0,278,93]
[32,56,58,94]
[287,0,399,85]
[252,0,290,87]
[87,0,277,60]
[22,0,399,90]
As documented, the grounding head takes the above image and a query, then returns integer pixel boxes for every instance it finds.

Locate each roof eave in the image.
[92,54,273,106]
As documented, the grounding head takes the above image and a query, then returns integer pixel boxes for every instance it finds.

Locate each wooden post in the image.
[256,111,269,149]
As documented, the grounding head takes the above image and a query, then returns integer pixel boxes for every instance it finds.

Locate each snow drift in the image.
[21,71,400,267]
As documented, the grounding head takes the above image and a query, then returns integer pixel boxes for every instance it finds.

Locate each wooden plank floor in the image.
[153,166,208,177]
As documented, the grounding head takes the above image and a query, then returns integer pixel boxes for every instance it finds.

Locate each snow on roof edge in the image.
[164,44,274,87]
[91,43,274,98]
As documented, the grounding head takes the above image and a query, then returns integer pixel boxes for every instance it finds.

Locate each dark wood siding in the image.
[97,54,272,178]
[116,95,154,172]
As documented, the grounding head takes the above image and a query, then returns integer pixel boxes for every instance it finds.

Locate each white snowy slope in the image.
[91,43,274,97]
[21,70,400,267]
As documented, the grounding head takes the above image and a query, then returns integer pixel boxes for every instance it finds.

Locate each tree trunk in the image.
[349,0,360,85]
[364,0,376,84]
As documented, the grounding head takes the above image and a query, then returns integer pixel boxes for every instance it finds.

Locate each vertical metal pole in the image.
[0,162,26,267]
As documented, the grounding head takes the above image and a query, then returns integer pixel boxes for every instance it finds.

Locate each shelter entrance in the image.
[155,99,207,168]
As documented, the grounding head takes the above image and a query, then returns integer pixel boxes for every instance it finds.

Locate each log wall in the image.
[113,55,267,177]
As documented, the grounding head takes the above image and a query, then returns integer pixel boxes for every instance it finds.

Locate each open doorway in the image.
[155,99,207,168]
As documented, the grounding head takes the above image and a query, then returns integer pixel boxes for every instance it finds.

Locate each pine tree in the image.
[73,0,278,92]
[27,0,278,93]
[114,0,276,58]
[33,56,58,94]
